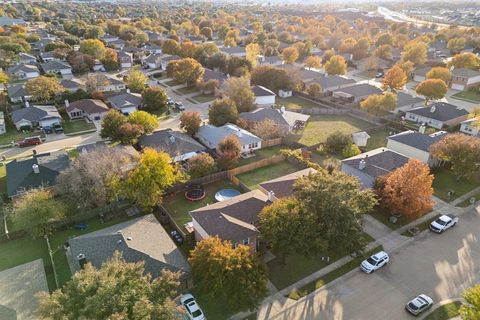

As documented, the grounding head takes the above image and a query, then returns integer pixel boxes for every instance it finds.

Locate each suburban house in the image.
[40,51,61,63]
[7,83,31,104]
[144,54,162,69]
[6,64,40,80]
[220,46,246,57]
[257,55,283,66]
[393,92,425,114]
[341,148,410,188]
[239,107,310,133]
[405,103,469,129]
[305,74,356,93]
[145,44,162,55]
[387,130,447,166]
[101,34,120,45]
[138,129,207,162]
[11,105,62,130]
[203,68,228,86]
[68,214,192,287]
[196,123,262,154]
[356,56,393,72]
[252,85,276,106]
[332,83,383,104]
[65,99,110,121]
[278,65,324,82]
[108,92,142,115]
[60,78,84,92]
[18,52,37,64]
[94,75,126,92]
[118,51,133,69]
[190,168,316,252]
[92,60,105,72]
[450,68,480,91]
[40,61,73,78]
[460,117,479,136]
[160,54,181,70]
[6,151,70,197]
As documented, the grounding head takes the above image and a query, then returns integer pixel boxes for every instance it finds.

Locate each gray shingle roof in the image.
[40,60,71,72]
[221,47,246,55]
[203,69,228,84]
[66,99,109,114]
[7,84,27,99]
[396,92,424,107]
[240,108,289,127]
[196,123,262,149]
[11,105,61,124]
[451,68,480,78]
[342,148,410,179]
[108,92,142,110]
[333,83,383,98]
[68,214,190,277]
[406,102,469,122]
[139,129,206,158]
[7,64,38,74]
[307,75,356,89]
[387,130,447,152]
[252,85,275,97]
[259,168,317,198]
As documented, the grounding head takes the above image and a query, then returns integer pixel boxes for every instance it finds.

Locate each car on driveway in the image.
[375,71,384,78]
[43,126,53,134]
[175,102,185,111]
[181,294,205,320]
[360,251,389,273]
[53,123,64,134]
[405,294,433,315]
[430,214,458,233]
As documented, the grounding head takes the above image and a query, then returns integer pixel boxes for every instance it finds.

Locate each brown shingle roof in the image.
[66,99,109,115]
[259,167,317,198]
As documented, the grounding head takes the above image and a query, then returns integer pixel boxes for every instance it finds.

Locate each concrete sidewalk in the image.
[450,186,480,207]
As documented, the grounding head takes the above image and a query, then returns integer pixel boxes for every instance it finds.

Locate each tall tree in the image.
[382,65,407,91]
[430,133,480,179]
[447,37,466,54]
[246,43,260,67]
[168,58,204,85]
[459,285,480,320]
[223,76,256,113]
[25,76,64,102]
[324,55,347,75]
[180,111,201,136]
[189,237,268,312]
[282,46,299,64]
[79,39,106,59]
[0,70,9,84]
[448,52,480,70]
[377,159,434,219]
[161,39,181,55]
[142,87,168,111]
[101,48,119,71]
[187,153,217,178]
[402,41,428,65]
[127,111,158,134]
[374,44,392,59]
[120,149,182,210]
[9,188,67,238]
[208,98,238,126]
[360,92,397,115]
[100,110,127,140]
[304,55,322,69]
[415,79,448,104]
[251,65,292,92]
[426,67,451,83]
[216,134,242,169]
[126,69,148,93]
[38,252,182,320]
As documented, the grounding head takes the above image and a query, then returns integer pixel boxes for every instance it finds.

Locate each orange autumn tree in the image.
[378,159,434,219]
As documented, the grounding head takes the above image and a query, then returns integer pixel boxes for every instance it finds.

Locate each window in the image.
[243,238,250,245]
[232,242,238,249]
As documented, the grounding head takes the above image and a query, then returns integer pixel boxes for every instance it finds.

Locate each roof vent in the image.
[117,230,122,234]
[32,164,40,174]
[236,128,242,137]
[359,159,366,170]
[169,135,175,144]
[126,237,132,241]
[117,240,122,244]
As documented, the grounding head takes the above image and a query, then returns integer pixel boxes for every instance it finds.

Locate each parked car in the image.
[17,136,42,147]
[375,72,384,78]
[360,251,389,273]
[170,230,184,244]
[405,294,433,315]
[181,294,205,320]
[43,126,53,134]
[53,123,64,134]
[175,101,185,111]
[430,214,458,233]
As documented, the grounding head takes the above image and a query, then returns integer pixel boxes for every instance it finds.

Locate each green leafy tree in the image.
[415,79,448,104]
[216,134,242,169]
[307,83,322,98]
[25,76,64,102]
[460,285,480,320]
[100,110,127,140]
[180,111,202,136]
[251,65,292,92]
[162,39,181,55]
[120,148,182,210]
[223,76,256,113]
[342,144,361,158]
[324,55,347,75]
[325,131,352,154]
[374,44,392,59]
[208,98,239,126]
[189,236,268,312]
[9,188,67,238]
[38,252,182,320]
[126,69,148,93]
[447,37,466,54]
[142,87,168,112]
[79,39,106,59]
[168,58,204,85]
[128,111,158,134]
[187,153,217,178]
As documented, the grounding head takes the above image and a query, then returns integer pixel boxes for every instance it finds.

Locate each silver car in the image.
[405,294,433,315]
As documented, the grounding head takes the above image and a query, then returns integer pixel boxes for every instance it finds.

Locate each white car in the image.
[405,294,433,315]
[181,294,205,320]
[360,251,389,273]
[429,214,458,233]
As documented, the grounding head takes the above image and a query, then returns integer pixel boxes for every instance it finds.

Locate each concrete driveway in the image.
[259,205,480,320]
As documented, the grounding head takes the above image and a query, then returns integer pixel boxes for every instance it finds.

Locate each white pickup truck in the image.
[429,214,458,233]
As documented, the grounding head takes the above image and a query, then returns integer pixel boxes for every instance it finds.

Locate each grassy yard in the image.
[401,214,440,237]
[369,206,414,230]
[309,151,342,168]
[287,245,383,300]
[236,161,300,190]
[176,86,198,95]
[63,119,96,135]
[424,301,462,320]
[0,163,6,196]
[432,169,480,202]
[236,145,286,166]
[365,128,393,151]
[287,115,374,147]
[451,90,480,103]
[0,121,43,146]
[164,79,180,87]
[162,180,242,232]
[148,108,170,119]
[276,96,327,112]
[192,94,215,104]
[457,191,480,207]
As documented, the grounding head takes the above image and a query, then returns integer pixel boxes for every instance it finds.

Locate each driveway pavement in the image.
[258,204,480,320]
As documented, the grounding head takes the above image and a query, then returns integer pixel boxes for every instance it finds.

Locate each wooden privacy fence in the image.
[261,137,283,148]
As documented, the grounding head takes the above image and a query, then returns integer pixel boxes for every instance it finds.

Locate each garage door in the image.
[451,83,465,91]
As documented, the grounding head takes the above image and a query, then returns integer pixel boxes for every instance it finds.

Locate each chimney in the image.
[25,101,30,108]
[32,164,40,174]
[236,128,242,137]
[419,124,426,134]
[359,159,366,170]
[64,99,69,108]
[126,88,131,93]
[268,191,275,202]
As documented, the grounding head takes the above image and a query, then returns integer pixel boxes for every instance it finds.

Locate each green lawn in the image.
[0,164,6,196]
[451,90,480,103]
[432,169,480,202]
[162,180,242,233]
[365,128,392,151]
[164,79,180,87]
[148,108,170,119]
[287,245,383,300]
[0,121,43,146]
[192,94,215,104]
[276,96,327,112]
[424,301,462,320]
[287,115,374,147]
[369,206,414,230]
[401,214,441,237]
[176,86,198,95]
[236,161,300,189]
[310,151,342,168]
[236,146,286,167]
[63,120,96,135]
[457,191,480,207]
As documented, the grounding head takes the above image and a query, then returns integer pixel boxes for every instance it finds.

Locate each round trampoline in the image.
[185,188,206,201]
[215,189,241,202]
